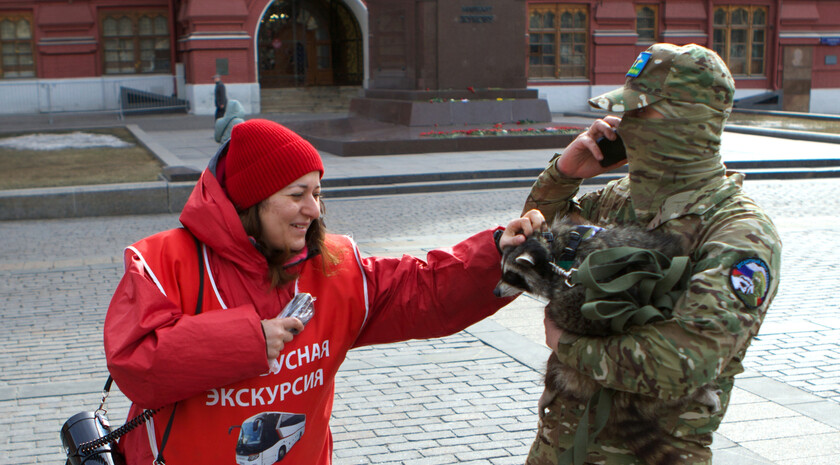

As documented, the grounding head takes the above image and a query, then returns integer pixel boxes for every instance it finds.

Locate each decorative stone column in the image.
[177,0,254,114]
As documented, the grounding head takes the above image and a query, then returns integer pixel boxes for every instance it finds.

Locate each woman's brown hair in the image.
[239,200,340,287]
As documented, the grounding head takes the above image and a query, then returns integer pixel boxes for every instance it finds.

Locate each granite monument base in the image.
[282,88,577,156]
[283,117,579,157]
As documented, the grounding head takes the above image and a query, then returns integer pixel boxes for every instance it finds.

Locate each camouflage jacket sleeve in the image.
[521,153,589,220]
[551,193,782,400]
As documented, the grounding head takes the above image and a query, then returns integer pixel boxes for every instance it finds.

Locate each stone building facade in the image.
[0,0,838,115]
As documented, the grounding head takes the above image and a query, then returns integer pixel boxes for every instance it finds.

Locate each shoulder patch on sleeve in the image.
[729,258,771,308]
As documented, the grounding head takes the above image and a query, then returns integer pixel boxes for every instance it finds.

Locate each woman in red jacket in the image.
[104,119,543,465]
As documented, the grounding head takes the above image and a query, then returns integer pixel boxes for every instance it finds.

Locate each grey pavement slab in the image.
[129,122,840,178]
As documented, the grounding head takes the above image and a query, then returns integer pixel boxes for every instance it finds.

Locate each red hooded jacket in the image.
[104,169,509,464]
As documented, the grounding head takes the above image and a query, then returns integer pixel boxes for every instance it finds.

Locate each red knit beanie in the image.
[225,119,324,209]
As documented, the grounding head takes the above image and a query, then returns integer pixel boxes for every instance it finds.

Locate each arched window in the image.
[528,4,588,80]
[331,0,362,85]
[0,14,35,78]
[101,11,171,74]
[712,5,767,76]
[635,5,658,43]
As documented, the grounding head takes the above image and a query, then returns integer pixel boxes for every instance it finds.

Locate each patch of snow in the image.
[0,132,134,151]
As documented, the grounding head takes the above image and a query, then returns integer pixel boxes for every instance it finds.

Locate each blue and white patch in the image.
[626,52,651,78]
[729,258,771,308]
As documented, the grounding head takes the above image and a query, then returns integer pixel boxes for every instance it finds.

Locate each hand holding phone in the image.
[596,132,627,167]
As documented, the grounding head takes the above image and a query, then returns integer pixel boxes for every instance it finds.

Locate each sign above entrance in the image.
[216,58,228,76]
[460,5,494,23]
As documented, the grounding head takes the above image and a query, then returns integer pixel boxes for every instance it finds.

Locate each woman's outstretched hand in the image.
[499,209,547,250]
[556,116,624,179]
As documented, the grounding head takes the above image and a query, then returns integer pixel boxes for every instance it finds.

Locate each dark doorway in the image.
[258,0,362,88]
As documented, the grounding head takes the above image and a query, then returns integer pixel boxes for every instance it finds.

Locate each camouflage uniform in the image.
[522,44,782,465]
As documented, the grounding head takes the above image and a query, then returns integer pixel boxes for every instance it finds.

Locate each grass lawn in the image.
[0,127,163,190]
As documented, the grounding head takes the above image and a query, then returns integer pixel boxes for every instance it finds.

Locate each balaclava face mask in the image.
[618,99,729,221]
[588,43,736,223]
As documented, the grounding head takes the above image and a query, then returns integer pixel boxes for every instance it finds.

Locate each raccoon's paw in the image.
[695,387,723,413]
[538,388,558,418]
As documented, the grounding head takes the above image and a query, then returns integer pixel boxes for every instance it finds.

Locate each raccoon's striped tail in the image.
[618,416,682,465]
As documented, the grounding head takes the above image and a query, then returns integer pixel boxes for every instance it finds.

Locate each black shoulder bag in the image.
[60,237,205,465]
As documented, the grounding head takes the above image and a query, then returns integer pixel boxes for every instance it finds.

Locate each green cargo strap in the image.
[569,247,690,332]
[557,387,615,465]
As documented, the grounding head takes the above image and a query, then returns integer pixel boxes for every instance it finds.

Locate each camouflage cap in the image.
[589,43,735,113]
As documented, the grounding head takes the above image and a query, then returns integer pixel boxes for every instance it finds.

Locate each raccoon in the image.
[495,214,721,465]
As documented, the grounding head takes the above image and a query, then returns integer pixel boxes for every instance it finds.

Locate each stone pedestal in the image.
[350,89,551,126]
[284,0,572,156]
[366,0,528,90]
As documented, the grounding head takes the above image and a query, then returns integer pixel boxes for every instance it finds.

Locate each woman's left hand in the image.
[499,209,546,249]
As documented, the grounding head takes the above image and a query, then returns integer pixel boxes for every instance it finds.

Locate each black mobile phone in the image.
[596,133,627,167]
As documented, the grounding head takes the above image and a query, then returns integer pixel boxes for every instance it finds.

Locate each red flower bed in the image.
[419,125,581,138]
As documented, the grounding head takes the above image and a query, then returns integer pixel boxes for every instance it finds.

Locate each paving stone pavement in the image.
[2,180,840,463]
[325,180,840,465]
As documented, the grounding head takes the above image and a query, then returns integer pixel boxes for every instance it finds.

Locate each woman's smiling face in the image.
[258,171,322,252]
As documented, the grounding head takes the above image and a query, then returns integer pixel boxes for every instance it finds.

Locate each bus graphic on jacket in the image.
[230,412,306,464]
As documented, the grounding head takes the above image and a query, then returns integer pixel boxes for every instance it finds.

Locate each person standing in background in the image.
[214,74,227,120]
[214,99,245,144]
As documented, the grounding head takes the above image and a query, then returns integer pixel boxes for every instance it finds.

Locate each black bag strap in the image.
[194,235,205,315]
[154,235,205,463]
[154,402,179,465]
[81,234,206,462]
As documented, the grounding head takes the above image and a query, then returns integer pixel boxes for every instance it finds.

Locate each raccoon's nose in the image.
[493,285,503,298]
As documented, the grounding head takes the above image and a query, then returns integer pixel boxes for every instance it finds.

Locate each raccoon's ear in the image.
[515,253,536,267]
